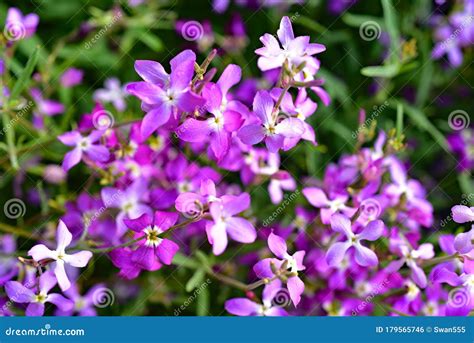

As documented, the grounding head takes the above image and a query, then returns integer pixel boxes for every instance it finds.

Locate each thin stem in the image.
[0,222,40,240]
[422,254,459,268]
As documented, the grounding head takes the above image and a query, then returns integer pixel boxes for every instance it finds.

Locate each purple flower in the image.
[28,220,93,291]
[4,7,39,41]
[175,179,219,218]
[452,205,474,223]
[448,129,474,171]
[30,88,64,129]
[225,282,288,316]
[127,50,205,139]
[123,211,180,269]
[5,272,73,316]
[386,242,434,288]
[93,78,128,111]
[56,284,104,316]
[58,130,110,171]
[101,178,152,237]
[177,80,244,161]
[206,193,256,255]
[238,90,305,152]
[326,214,384,267]
[253,232,306,306]
[60,68,84,88]
[384,158,433,228]
[255,16,325,73]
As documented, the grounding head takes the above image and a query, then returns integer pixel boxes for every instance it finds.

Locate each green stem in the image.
[0,222,40,240]
[422,254,459,268]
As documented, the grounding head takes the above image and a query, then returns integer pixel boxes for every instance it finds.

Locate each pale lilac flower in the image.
[5,271,73,316]
[326,214,384,267]
[101,178,152,237]
[452,205,474,223]
[302,187,356,224]
[255,16,325,73]
[58,130,110,171]
[28,221,93,291]
[94,78,128,111]
[4,7,39,40]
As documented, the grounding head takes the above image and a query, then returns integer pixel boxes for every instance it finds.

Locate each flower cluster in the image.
[1,3,473,318]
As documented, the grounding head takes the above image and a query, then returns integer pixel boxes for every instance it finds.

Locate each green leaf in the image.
[186,269,206,292]
[381,0,401,62]
[394,100,450,153]
[173,253,200,269]
[296,16,327,34]
[342,13,385,30]
[396,102,404,139]
[138,32,163,52]
[10,46,40,101]
[361,64,399,78]
[196,286,210,316]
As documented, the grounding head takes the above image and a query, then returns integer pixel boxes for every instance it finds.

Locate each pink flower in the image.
[238,90,305,152]
[206,193,256,255]
[253,232,306,306]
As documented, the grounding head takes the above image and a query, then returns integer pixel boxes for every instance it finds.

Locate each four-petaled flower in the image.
[28,220,93,291]
[326,214,384,268]
[5,271,73,316]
